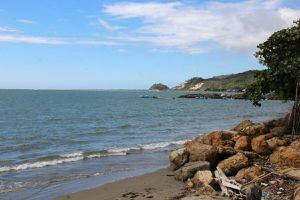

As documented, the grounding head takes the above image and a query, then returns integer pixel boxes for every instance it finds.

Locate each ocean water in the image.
[0,90,292,199]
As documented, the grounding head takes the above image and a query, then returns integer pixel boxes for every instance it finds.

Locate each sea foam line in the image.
[0,139,188,173]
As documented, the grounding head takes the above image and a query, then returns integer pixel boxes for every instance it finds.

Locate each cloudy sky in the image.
[0,0,299,89]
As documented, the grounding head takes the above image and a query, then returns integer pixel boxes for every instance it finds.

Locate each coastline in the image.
[57,113,300,200]
[57,168,185,200]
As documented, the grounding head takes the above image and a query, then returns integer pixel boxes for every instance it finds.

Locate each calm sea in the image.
[0,90,292,199]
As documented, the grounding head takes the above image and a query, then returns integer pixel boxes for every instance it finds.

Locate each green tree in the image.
[246,19,300,134]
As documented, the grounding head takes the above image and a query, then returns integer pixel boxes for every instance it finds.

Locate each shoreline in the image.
[57,168,185,200]
[57,113,300,200]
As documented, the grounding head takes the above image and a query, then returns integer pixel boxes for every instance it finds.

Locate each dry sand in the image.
[58,169,185,200]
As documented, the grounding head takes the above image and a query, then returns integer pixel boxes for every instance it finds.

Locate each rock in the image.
[192,170,213,186]
[149,83,169,91]
[290,140,300,151]
[186,131,237,148]
[174,161,210,181]
[186,178,194,188]
[235,136,251,151]
[217,146,236,157]
[270,147,300,167]
[241,124,268,136]
[208,131,236,147]
[169,148,189,171]
[217,153,249,176]
[186,143,217,165]
[233,120,255,133]
[245,183,262,200]
[235,166,264,181]
[282,168,300,180]
[263,119,280,129]
[187,135,211,146]
[270,126,286,135]
[251,135,271,155]
[294,185,300,200]
[267,137,287,151]
[240,151,259,159]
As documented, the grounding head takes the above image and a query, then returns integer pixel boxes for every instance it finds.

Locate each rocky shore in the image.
[178,93,281,100]
[169,113,300,200]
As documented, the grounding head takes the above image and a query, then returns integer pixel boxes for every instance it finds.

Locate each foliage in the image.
[246,20,300,106]
[173,70,257,91]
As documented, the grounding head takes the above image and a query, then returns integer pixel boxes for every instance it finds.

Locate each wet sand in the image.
[58,168,185,200]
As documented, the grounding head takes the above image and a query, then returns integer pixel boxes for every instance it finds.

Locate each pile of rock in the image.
[169,114,300,199]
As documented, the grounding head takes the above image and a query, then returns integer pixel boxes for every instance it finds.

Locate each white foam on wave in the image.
[0,139,188,173]
[60,151,83,158]
[0,157,84,173]
[138,139,189,150]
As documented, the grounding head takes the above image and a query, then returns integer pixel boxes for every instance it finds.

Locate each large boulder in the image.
[169,148,189,171]
[267,137,287,151]
[235,166,264,181]
[270,147,300,167]
[191,170,213,186]
[217,153,249,176]
[234,136,251,151]
[216,146,236,157]
[270,126,286,135]
[290,140,300,151]
[174,161,210,181]
[241,124,268,136]
[251,135,271,155]
[233,120,255,133]
[186,143,217,165]
[240,151,259,159]
[294,185,300,200]
[208,131,236,147]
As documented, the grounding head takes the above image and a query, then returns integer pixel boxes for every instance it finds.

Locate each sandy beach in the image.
[58,169,185,200]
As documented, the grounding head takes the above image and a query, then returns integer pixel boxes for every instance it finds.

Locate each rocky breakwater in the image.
[169,114,300,200]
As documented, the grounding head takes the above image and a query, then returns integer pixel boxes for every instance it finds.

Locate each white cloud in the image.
[103,0,300,53]
[0,34,118,46]
[17,19,39,25]
[98,19,123,31]
[0,26,20,33]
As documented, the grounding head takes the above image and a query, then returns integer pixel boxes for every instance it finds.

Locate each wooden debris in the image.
[215,167,245,199]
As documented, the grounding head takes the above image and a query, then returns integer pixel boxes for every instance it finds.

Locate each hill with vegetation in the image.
[172,70,258,91]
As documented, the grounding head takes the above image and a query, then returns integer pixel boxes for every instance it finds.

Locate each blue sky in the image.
[0,0,299,89]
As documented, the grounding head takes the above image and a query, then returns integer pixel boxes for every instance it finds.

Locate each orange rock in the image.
[233,120,255,133]
[234,136,251,151]
[270,126,286,135]
[290,140,300,151]
[217,153,249,176]
[240,151,259,159]
[209,131,237,147]
[186,143,217,164]
[235,166,264,181]
[251,135,271,155]
[270,147,300,167]
[267,137,287,151]
[241,124,268,136]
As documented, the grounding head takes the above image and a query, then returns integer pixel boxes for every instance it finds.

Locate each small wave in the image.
[0,139,188,173]
[138,140,188,150]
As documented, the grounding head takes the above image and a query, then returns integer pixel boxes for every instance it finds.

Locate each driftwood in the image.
[215,167,245,199]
